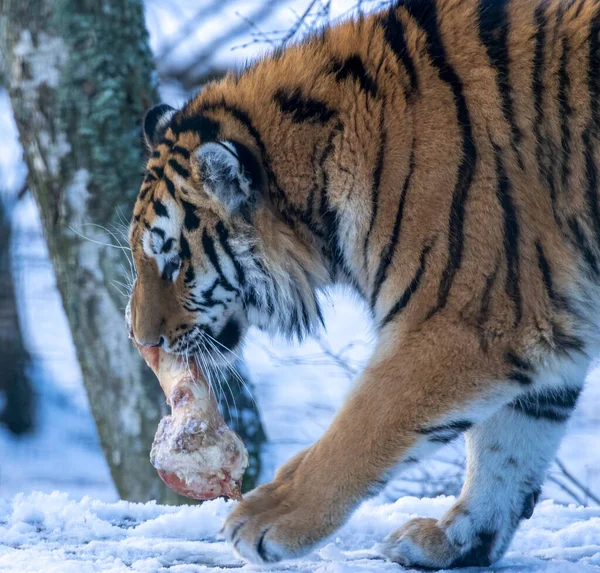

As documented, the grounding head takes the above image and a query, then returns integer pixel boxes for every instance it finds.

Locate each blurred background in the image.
[0,0,598,509]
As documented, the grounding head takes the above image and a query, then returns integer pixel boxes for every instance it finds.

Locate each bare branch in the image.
[555,458,600,506]
[154,0,226,63]
[547,474,586,506]
[159,2,282,90]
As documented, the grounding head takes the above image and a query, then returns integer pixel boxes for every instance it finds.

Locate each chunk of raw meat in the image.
[138,346,248,501]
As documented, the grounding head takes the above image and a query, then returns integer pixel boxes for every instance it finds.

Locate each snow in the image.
[1,492,600,572]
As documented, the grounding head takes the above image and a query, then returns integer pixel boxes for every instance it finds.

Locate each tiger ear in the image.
[195,140,262,213]
[143,103,176,149]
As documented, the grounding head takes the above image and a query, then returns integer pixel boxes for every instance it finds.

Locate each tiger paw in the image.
[380,505,502,569]
[380,518,460,569]
[222,448,347,563]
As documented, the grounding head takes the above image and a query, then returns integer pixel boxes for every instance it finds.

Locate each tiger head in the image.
[127,102,327,363]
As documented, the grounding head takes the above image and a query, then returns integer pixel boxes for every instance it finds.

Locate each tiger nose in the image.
[135,335,165,349]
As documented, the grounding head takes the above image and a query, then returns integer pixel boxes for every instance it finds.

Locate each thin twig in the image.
[555,458,600,506]
[547,474,586,506]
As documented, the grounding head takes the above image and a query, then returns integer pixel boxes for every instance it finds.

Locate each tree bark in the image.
[0,0,265,501]
[0,200,33,435]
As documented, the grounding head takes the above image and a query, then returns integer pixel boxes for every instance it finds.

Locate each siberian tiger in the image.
[127,0,600,567]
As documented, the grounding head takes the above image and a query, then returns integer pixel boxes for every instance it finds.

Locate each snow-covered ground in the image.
[2,492,600,572]
[2,1,600,571]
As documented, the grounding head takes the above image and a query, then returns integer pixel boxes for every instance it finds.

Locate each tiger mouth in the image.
[173,318,243,359]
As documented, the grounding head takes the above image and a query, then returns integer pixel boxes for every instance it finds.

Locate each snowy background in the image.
[1,1,600,571]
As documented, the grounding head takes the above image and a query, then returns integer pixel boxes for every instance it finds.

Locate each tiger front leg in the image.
[222,323,518,564]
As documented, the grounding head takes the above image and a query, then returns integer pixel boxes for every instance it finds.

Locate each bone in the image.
[138,346,248,501]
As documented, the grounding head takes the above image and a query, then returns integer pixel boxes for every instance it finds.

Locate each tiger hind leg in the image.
[380,383,582,569]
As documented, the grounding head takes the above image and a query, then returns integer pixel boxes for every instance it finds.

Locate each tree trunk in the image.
[0,200,33,435]
[0,0,265,501]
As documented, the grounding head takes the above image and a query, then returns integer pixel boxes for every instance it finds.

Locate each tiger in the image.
[127,0,600,567]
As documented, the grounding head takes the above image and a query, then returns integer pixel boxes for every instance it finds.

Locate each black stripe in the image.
[429,434,463,445]
[180,199,200,231]
[274,88,336,123]
[381,7,418,97]
[536,387,581,410]
[139,186,151,201]
[256,528,271,563]
[552,323,586,356]
[151,166,164,179]
[151,150,161,158]
[173,114,220,142]
[451,530,496,568]
[408,0,476,317]
[589,10,600,132]
[168,158,190,179]
[558,38,572,188]
[536,240,557,301]
[202,229,233,289]
[532,4,560,225]
[583,14,600,252]
[173,145,191,160]
[479,0,524,169]
[505,350,533,372]
[568,217,599,276]
[532,4,547,169]
[370,139,416,308]
[476,260,500,345]
[507,371,533,385]
[144,103,174,146]
[510,388,580,422]
[158,137,175,149]
[184,265,195,284]
[330,54,378,99]
[492,139,522,326]
[164,176,176,198]
[216,221,246,286]
[228,139,263,189]
[381,241,433,327]
[150,226,165,239]
[180,232,191,259]
[582,128,600,249]
[535,240,569,311]
[153,199,168,218]
[419,419,473,443]
[304,143,321,223]
[418,420,473,435]
[161,237,175,253]
[363,108,387,276]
